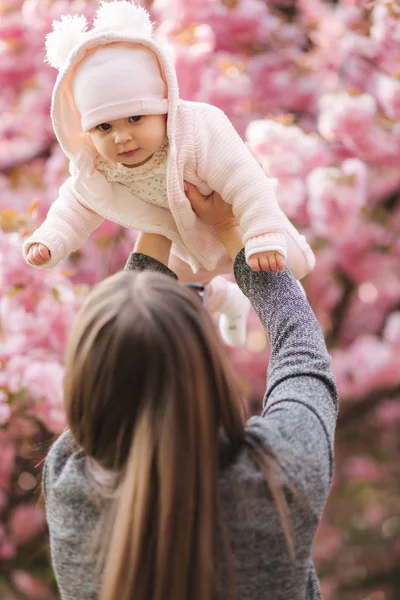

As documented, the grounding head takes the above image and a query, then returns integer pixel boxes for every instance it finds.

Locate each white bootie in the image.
[218,282,251,347]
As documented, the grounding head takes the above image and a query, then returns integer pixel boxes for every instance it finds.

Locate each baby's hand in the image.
[248,250,285,274]
[27,243,51,266]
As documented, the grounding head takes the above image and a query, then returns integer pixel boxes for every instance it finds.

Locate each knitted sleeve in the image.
[193,103,287,259]
[22,177,104,268]
[43,430,102,600]
[234,249,338,517]
[124,252,178,279]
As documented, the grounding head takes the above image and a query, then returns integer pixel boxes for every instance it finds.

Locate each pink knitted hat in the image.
[72,43,168,132]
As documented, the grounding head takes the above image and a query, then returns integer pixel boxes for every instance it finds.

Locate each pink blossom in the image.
[366,165,400,206]
[339,249,399,295]
[0,538,16,561]
[309,7,346,68]
[247,54,295,113]
[314,522,343,562]
[374,399,400,428]
[22,361,64,409]
[0,433,17,488]
[331,336,400,400]
[11,570,52,599]
[21,0,95,30]
[336,4,367,29]
[247,53,320,115]
[318,91,400,165]
[307,158,367,240]
[372,72,400,120]
[153,0,212,24]
[0,403,12,426]
[9,504,46,545]
[203,0,281,55]
[246,120,328,180]
[370,1,400,74]
[344,455,383,484]
[383,312,400,347]
[276,178,307,221]
[297,0,331,26]
[335,32,379,91]
[7,417,39,438]
[318,92,376,141]
[156,22,215,102]
[306,248,343,330]
[363,504,385,529]
[196,53,252,130]
[334,249,400,342]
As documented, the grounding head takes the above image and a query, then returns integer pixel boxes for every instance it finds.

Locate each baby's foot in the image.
[218,282,251,347]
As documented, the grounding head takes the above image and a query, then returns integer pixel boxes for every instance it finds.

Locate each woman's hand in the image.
[184,182,238,233]
[184,182,243,261]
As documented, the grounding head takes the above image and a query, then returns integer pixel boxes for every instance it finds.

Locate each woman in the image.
[43,184,338,600]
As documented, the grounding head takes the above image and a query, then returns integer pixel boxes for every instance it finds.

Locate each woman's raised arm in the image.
[185,182,338,516]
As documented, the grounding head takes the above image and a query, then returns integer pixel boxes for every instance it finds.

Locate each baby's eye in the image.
[97,123,111,132]
[128,116,142,123]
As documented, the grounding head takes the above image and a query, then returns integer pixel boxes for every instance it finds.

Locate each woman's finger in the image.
[184,181,210,210]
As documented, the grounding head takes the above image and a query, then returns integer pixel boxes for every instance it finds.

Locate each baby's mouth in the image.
[119,148,140,157]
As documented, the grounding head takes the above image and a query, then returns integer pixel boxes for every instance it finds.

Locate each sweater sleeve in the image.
[194,103,287,259]
[233,250,338,517]
[22,177,104,268]
[43,430,101,600]
[124,252,178,279]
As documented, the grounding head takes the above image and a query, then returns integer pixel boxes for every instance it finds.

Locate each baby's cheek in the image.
[88,133,100,150]
[89,135,111,160]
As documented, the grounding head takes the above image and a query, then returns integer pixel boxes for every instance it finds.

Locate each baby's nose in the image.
[114,129,132,144]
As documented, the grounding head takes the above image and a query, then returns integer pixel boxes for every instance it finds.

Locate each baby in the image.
[24,0,315,345]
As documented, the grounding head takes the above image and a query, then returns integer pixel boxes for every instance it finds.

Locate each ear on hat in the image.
[45,14,88,70]
[93,0,153,37]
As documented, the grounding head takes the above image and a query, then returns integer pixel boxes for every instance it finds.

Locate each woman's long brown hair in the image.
[63,270,294,600]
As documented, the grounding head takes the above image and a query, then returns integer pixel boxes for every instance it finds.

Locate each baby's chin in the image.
[118,151,154,168]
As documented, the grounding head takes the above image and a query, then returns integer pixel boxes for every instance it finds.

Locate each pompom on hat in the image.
[72,43,168,132]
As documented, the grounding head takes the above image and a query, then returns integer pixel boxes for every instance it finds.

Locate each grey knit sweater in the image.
[43,250,338,600]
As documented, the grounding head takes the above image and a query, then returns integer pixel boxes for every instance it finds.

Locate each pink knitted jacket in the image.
[22,14,315,278]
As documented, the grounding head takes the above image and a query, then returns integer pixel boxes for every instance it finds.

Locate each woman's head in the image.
[64,269,245,471]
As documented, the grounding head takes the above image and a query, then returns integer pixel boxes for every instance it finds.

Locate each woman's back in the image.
[43,249,337,600]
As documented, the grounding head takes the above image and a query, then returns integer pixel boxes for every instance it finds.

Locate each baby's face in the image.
[89,114,167,167]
